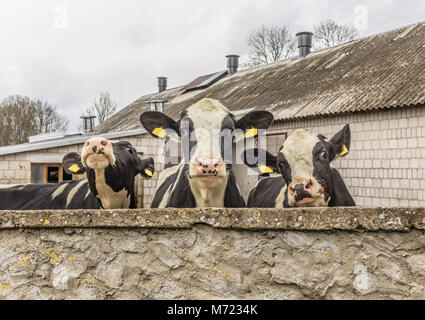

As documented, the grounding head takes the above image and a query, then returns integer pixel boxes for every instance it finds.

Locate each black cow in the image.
[0,137,154,210]
[140,98,274,208]
[244,124,355,208]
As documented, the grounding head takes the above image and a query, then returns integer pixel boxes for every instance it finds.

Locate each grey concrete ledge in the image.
[0,207,424,231]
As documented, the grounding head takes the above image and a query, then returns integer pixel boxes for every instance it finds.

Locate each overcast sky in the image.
[0,0,423,131]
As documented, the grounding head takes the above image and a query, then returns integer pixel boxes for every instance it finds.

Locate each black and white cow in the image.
[0,137,154,210]
[140,98,274,208]
[244,124,355,208]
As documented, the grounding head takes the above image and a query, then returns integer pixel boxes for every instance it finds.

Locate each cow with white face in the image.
[244,124,355,208]
[140,98,274,208]
[0,137,154,210]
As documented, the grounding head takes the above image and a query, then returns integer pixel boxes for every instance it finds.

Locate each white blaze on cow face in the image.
[280,129,329,207]
[81,137,116,169]
[186,99,229,182]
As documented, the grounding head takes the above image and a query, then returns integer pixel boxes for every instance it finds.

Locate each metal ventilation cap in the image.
[296,32,313,58]
[157,77,168,93]
[226,55,240,75]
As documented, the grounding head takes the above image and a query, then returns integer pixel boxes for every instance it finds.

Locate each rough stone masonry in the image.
[0,207,424,299]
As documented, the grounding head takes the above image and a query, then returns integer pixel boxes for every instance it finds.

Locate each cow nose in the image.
[288,179,313,201]
[194,157,222,176]
[85,137,110,154]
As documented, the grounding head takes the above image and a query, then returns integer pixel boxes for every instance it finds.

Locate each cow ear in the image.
[329,124,351,161]
[242,148,279,175]
[140,111,179,139]
[62,152,86,175]
[235,111,274,138]
[137,157,155,180]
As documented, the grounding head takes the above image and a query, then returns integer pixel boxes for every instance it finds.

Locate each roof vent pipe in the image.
[226,55,239,75]
[296,32,313,58]
[157,77,167,93]
[80,115,96,134]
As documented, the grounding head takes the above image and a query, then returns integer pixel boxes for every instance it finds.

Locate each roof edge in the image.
[0,128,147,156]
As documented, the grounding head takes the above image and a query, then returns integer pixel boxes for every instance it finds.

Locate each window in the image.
[266,132,288,155]
[31,163,74,184]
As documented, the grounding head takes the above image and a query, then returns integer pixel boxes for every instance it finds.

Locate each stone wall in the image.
[0,207,424,300]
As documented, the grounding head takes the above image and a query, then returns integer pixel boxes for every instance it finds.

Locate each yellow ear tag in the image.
[144,169,153,177]
[339,145,349,157]
[152,127,166,138]
[259,165,273,174]
[244,127,258,138]
[68,164,81,173]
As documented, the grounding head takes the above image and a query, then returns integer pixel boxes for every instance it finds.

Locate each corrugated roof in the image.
[96,22,425,134]
[0,129,147,156]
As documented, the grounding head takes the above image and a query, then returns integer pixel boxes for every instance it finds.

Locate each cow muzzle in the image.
[288,178,326,206]
[191,156,225,180]
[82,137,116,169]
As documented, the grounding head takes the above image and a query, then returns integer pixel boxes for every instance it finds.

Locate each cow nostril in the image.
[101,140,108,146]
[306,180,313,189]
[85,142,90,147]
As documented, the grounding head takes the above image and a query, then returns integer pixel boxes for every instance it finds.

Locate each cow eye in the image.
[126,146,133,154]
[320,151,328,160]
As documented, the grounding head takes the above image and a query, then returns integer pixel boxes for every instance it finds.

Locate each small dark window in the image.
[47,166,59,183]
[31,163,77,184]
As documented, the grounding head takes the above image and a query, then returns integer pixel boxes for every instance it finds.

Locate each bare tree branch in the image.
[314,19,359,50]
[246,25,297,67]
[87,92,117,124]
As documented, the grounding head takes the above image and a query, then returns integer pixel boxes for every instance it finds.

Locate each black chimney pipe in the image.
[296,32,313,58]
[157,77,167,93]
[226,55,239,75]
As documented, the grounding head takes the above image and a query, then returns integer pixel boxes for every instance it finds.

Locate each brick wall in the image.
[0,144,83,185]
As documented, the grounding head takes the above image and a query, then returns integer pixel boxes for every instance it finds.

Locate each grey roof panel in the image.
[96,22,425,134]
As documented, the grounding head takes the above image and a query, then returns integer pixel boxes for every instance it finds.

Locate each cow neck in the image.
[91,167,130,209]
[188,171,229,208]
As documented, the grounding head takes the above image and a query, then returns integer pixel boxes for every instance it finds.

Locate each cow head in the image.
[244,124,351,207]
[140,98,273,188]
[62,137,155,208]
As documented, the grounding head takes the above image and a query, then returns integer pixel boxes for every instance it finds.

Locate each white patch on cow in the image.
[154,166,179,208]
[280,129,329,207]
[275,184,288,208]
[281,129,320,180]
[156,165,179,192]
[158,184,172,208]
[66,180,88,207]
[187,98,229,173]
[52,183,69,200]
[94,168,130,209]
[189,171,229,208]
[85,187,91,200]
[154,165,180,208]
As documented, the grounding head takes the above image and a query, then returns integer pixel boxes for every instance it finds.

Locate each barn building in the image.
[1,22,424,207]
